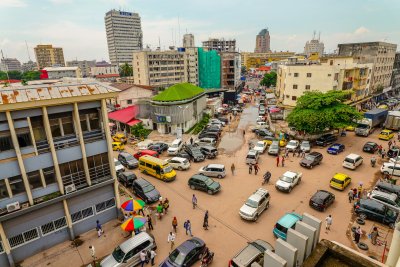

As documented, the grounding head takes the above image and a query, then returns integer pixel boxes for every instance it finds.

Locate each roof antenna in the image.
[25,41,32,61]
[318,31,321,41]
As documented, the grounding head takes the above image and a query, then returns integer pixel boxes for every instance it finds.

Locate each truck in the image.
[384,111,400,130]
[355,108,388,136]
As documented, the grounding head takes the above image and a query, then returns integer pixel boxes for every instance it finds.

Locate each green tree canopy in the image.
[260,71,277,87]
[119,63,133,77]
[286,90,362,134]
[22,71,41,81]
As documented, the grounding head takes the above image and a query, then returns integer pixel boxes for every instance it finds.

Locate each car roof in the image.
[119,152,131,157]
[365,142,377,145]
[371,190,397,200]
[381,129,392,133]
[207,164,224,168]
[277,213,302,228]
[233,241,268,265]
[175,238,204,254]
[333,173,349,180]
[249,188,269,202]
[345,153,361,159]
[171,139,182,144]
[359,199,386,209]
[171,157,187,162]
[134,178,151,187]
[309,151,321,156]
[122,172,135,177]
[191,174,209,181]
[313,190,332,200]
[283,171,297,178]
[119,232,153,253]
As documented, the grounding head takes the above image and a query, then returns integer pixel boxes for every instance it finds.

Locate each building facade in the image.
[34,45,65,70]
[0,82,120,267]
[241,52,296,69]
[254,29,270,53]
[0,59,21,72]
[43,67,82,79]
[110,83,154,108]
[220,52,241,89]
[66,60,96,77]
[391,52,400,95]
[21,61,37,73]
[198,48,221,89]
[184,47,199,86]
[105,9,143,65]
[202,38,236,52]
[183,34,195,48]
[338,42,397,94]
[304,37,324,57]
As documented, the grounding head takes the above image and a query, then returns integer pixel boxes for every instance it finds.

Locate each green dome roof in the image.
[152,83,205,102]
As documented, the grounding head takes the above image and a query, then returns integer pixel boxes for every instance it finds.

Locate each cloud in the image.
[354,26,370,35]
[0,0,26,7]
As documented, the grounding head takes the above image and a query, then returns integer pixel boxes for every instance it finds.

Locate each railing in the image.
[36,140,50,154]
[83,130,105,144]
[53,134,79,150]
[62,171,88,190]
[89,164,112,185]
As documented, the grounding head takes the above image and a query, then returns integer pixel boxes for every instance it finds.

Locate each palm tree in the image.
[119,63,133,77]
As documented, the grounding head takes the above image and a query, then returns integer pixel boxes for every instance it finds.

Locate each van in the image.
[374,181,400,197]
[199,146,218,159]
[198,164,226,178]
[342,153,363,170]
[167,157,191,170]
[167,139,183,155]
[138,155,176,182]
[196,137,217,147]
[133,149,159,160]
[246,150,259,165]
[369,190,400,212]
[100,232,156,267]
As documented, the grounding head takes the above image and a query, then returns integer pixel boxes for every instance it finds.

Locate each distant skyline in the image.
[1,0,399,63]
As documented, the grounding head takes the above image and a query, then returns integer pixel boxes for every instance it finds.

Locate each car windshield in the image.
[275,223,288,234]
[169,249,186,265]
[288,141,297,146]
[357,124,369,129]
[280,176,293,183]
[171,143,179,148]
[204,178,214,186]
[270,145,278,149]
[112,246,125,263]
[246,199,258,208]
[247,155,255,159]
[305,155,315,161]
[182,159,189,164]
[162,166,173,173]
[143,184,155,193]
[331,178,344,184]
[302,142,310,147]
[125,155,135,161]
[115,160,122,166]
[256,143,264,148]
[344,158,354,163]
[331,145,339,149]
[381,132,389,136]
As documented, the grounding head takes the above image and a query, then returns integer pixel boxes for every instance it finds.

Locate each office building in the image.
[241,51,296,69]
[183,34,195,48]
[184,47,199,86]
[198,48,221,89]
[304,33,324,57]
[34,45,65,69]
[0,82,120,267]
[21,61,37,72]
[66,60,96,77]
[254,29,270,53]
[391,52,400,95]
[0,58,21,72]
[105,9,143,65]
[220,52,241,89]
[202,38,236,52]
[43,67,82,79]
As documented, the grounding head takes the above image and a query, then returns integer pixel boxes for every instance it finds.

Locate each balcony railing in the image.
[53,134,79,150]
[83,130,105,144]
[36,140,51,154]
[89,164,112,185]
[62,171,88,190]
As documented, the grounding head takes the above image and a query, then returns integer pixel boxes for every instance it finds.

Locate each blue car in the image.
[159,237,206,267]
[327,143,345,155]
[273,212,302,240]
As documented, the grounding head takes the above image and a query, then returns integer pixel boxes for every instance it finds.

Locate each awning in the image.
[126,119,141,126]
[108,106,141,126]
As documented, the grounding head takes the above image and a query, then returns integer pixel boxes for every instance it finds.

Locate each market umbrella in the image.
[121,199,146,212]
[121,216,147,232]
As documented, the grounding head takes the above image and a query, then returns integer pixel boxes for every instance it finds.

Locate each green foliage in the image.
[119,63,133,77]
[130,123,151,138]
[22,71,41,81]
[286,90,362,134]
[0,70,40,81]
[260,71,277,87]
[189,113,210,134]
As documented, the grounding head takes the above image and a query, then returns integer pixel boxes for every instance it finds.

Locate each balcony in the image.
[53,134,79,150]
[89,164,112,184]
[62,171,88,190]
[83,130,105,144]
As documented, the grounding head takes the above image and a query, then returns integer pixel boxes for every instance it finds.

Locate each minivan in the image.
[167,157,190,170]
[199,145,218,159]
[198,164,226,178]
[246,150,259,165]
[100,232,156,267]
[369,190,400,212]
[168,139,184,156]
[342,153,363,170]
[374,181,400,197]
[354,199,397,228]
[381,162,400,177]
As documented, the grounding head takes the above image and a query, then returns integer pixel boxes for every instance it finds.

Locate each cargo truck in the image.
[355,108,388,136]
[384,111,400,130]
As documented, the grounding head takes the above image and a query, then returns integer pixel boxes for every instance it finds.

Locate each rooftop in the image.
[43,67,79,71]
[152,83,205,102]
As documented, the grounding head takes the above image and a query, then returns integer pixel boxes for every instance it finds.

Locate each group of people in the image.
[347,184,367,203]
[248,162,260,174]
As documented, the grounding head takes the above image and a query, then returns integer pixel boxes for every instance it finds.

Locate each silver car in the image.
[268,141,280,155]
[198,164,226,178]
[300,141,311,152]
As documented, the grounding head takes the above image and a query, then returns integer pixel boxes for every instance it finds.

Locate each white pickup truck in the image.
[275,171,302,193]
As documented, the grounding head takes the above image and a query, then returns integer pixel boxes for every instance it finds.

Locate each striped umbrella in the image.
[121,216,147,232]
[121,199,146,212]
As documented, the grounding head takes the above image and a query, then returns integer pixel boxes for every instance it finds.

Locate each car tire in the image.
[266,202,270,209]
[190,185,196,190]
[207,190,213,195]
[359,213,367,220]
[298,178,301,184]
[351,226,357,233]
[178,166,183,171]
[288,187,292,193]
[217,175,222,179]
[310,165,313,169]
[254,214,259,221]
[358,242,369,251]
[356,218,365,225]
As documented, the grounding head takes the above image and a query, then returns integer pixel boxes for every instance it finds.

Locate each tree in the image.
[260,71,277,87]
[22,71,41,81]
[119,63,133,77]
[286,90,362,134]
[130,123,150,138]
[7,71,22,80]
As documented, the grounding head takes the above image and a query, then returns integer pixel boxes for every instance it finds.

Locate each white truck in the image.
[355,118,373,137]
[384,111,400,130]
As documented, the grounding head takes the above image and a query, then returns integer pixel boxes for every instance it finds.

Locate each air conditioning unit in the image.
[65,184,77,194]
[6,202,20,213]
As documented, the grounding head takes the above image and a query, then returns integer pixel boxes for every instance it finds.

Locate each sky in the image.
[1,0,399,63]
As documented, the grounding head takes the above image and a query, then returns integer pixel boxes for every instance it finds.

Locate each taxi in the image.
[378,129,394,141]
[329,173,351,191]
[112,133,127,144]
[112,142,125,151]
[345,125,355,131]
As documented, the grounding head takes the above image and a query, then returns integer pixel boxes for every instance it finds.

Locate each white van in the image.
[195,137,217,147]
[114,158,125,173]
[167,139,183,155]
[342,153,363,170]
[167,157,191,170]
[246,150,260,165]
[370,190,400,212]
[381,162,400,177]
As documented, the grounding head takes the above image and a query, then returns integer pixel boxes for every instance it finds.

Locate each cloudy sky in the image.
[1,0,399,63]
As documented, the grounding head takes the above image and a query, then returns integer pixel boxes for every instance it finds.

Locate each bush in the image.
[130,123,151,138]
[192,114,210,134]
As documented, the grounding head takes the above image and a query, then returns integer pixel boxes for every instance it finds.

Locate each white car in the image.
[239,188,270,221]
[137,139,154,150]
[389,156,400,163]
[114,158,125,173]
[381,162,400,176]
[275,171,302,193]
[342,153,363,170]
[198,164,226,178]
[209,119,225,126]
[167,157,190,170]
[246,150,259,165]
[257,121,267,126]
[167,139,183,155]
[286,140,299,152]
[253,141,267,154]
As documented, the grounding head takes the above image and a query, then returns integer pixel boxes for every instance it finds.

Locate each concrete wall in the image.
[117,87,153,108]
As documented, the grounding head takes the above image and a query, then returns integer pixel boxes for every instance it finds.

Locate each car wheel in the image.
[310,164,313,169]
[298,178,301,184]
[356,218,365,225]
[190,185,196,190]
[288,187,292,193]
[254,214,259,221]
[266,202,270,209]
[178,166,183,171]
[207,190,213,195]
[357,242,369,251]
[351,226,357,233]
[217,175,222,179]
[359,213,367,220]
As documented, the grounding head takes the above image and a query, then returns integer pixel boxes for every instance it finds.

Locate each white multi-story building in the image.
[183,34,195,48]
[0,58,22,72]
[304,33,324,57]
[105,9,143,65]
[184,47,199,86]
[43,67,82,79]
[66,60,96,77]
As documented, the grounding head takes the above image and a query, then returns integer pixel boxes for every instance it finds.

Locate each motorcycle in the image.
[200,248,214,267]
[262,171,271,185]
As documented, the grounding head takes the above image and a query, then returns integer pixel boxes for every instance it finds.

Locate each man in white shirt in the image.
[167,232,176,251]
[325,215,332,230]
[139,250,147,267]
[150,249,157,266]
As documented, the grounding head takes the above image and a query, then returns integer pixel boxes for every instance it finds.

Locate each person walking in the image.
[139,250,147,267]
[156,202,164,219]
[354,226,362,243]
[150,248,157,266]
[96,220,104,237]
[243,129,245,137]
[192,194,197,209]
[254,163,259,175]
[371,227,379,245]
[231,163,235,175]
[325,215,332,230]
[281,156,285,167]
[301,150,306,158]
[353,188,358,200]
[167,232,176,251]
[138,208,145,216]
[381,149,386,159]
[348,189,354,203]
[184,220,193,236]
[147,215,154,230]
[172,217,178,233]
[276,155,280,167]
[358,184,363,199]
[249,164,253,174]
[190,137,193,145]
[163,198,169,214]
[388,140,392,149]
[203,210,209,230]
[89,245,96,266]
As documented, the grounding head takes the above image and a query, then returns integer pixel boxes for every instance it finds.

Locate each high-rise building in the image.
[202,38,236,52]
[105,9,143,65]
[34,45,65,69]
[21,61,37,72]
[254,29,270,53]
[183,34,195,48]
[0,58,22,72]
[220,52,241,89]
[198,48,221,89]
[304,32,324,57]
[391,52,400,95]
[184,47,199,86]
[66,60,96,77]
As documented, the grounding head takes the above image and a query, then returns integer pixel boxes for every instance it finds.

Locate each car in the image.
[159,238,206,267]
[300,140,311,152]
[195,137,217,147]
[369,190,400,212]
[148,142,169,154]
[112,142,125,151]
[389,156,400,163]
[198,164,226,178]
[118,152,139,169]
[168,139,184,156]
[216,116,228,124]
[167,157,191,170]
[381,162,400,176]
[112,133,127,144]
[275,171,302,193]
[309,190,335,211]
[379,129,394,141]
[239,188,270,221]
[188,174,221,195]
[133,149,159,160]
[198,131,219,141]
[327,143,345,155]
[114,158,125,173]
[185,145,205,162]
[137,139,154,150]
[299,152,323,169]
[316,134,337,146]
[199,145,218,159]
[285,140,299,152]
[273,212,303,240]
[374,181,400,197]
[263,136,275,146]
[253,141,267,154]
[268,141,280,155]
[176,151,191,161]
[363,142,379,153]
[330,173,351,191]
[387,146,400,158]
[256,128,274,138]
[132,178,161,203]
[354,199,397,229]
[342,154,363,170]
[209,118,225,126]
[246,150,260,165]
[345,125,355,131]
[229,239,274,267]
[117,172,137,187]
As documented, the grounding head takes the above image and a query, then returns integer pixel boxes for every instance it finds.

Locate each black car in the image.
[374,181,400,197]
[176,151,191,161]
[216,116,229,124]
[132,178,160,203]
[315,134,337,146]
[118,152,139,169]
[309,190,335,211]
[148,142,169,154]
[354,199,397,228]
[117,172,137,187]
[387,146,400,158]
[160,238,206,267]
[299,152,323,168]
[188,174,221,195]
[185,145,205,162]
[363,142,379,154]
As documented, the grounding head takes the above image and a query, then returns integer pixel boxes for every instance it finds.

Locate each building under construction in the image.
[198,48,221,89]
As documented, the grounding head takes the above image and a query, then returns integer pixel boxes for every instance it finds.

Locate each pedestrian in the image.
[371,227,379,245]
[163,198,169,214]
[388,140,392,149]
[139,250,147,267]
[203,210,209,230]
[150,248,156,266]
[184,220,193,236]
[243,129,245,137]
[190,136,193,145]
[325,215,332,230]
[276,155,280,167]
[353,188,358,199]
[156,202,164,219]
[172,217,178,233]
[231,163,235,175]
[147,215,154,230]
[167,232,176,251]
[124,213,129,221]
[354,226,362,243]
[348,189,354,203]
[89,245,96,266]
[138,208,145,216]
[285,149,289,158]
[281,156,285,167]
[292,150,296,157]
[249,164,253,174]
[192,194,197,209]
[381,149,386,159]
[96,220,103,237]
[297,149,301,157]
[254,163,259,175]
[358,184,363,199]
[301,150,306,158]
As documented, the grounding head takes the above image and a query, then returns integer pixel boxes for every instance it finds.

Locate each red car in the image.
[134,149,159,159]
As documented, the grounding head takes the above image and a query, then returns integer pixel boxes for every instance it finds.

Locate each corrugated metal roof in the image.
[0,82,119,105]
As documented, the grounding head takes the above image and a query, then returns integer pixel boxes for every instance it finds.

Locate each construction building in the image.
[66,60,96,78]
[254,28,271,53]
[34,45,65,69]
[304,32,324,57]
[220,52,241,89]
[241,51,296,69]
[202,38,236,52]
[183,34,195,48]
[0,58,21,72]
[198,48,221,89]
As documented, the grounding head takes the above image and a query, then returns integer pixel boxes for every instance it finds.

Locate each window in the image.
[334,73,339,80]
[0,180,9,199]
[79,115,88,132]
[307,73,312,77]
[8,228,39,248]
[0,131,13,152]
[27,170,43,189]
[293,84,298,89]
[294,73,299,77]
[305,85,311,90]
[328,74,332,77]
[292,96,297,101]
[95,198,116,213]
[0,240,4,253]
[71,206,94,224]
[9,175,25,195]
[43,167,56,185]
[127,99,133,105]
[285,95,290,99]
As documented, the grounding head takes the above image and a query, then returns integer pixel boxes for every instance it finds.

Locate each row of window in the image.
[292,84,311,90]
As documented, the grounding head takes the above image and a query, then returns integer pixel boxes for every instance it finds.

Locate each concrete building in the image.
[390,52,400,95]
[183,34,195,48]
[66,60,96,78]
[220,52,241,89]
[241,51,296,69]
[34,45,65,69]
[90,66,119,78]
[184,47,199,86]
[21,61,37,72]
[304,33,324,57]
[0,82,120,267]
[110,83,154,108]
[0,58,21,72]
[43,67,82,79]
[132,50,185,88]
[254,29,271,53]
[338,42,397,95]
[202,38,236,52]
[105,9,143,65]
[198,48,221,89]
[276,57,373,109]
